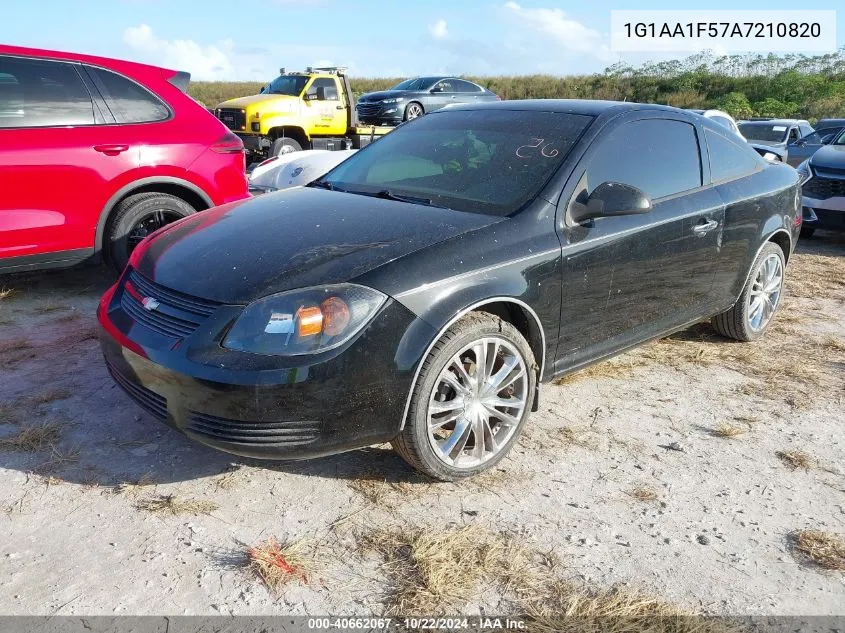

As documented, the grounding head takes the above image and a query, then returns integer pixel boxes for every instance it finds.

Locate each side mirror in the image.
[793,138,806,147]
[571,182,652,224]
[430,86,443,93]
[304,92,318,101]
[315,86,327,101]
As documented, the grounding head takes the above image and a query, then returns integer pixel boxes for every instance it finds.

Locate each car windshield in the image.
[390,77,438,91]
[738,123,789,143]
[262,75,309,96]
[317,109,593,216]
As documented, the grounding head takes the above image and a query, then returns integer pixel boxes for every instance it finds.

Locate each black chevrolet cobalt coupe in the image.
[99,100,801,480]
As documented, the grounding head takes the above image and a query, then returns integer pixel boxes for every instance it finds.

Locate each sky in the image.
[1,0,843,80]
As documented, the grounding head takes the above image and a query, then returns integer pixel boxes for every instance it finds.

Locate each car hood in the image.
[216,94,298,109]
[134,187,501,304]
[809,144,845,169]
[358,90,420,102]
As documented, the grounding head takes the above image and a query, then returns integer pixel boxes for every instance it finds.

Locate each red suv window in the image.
[0,57,94,128]
[87,67,170,124]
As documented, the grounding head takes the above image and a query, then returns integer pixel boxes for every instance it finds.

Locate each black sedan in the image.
[355,76,499,125]
[98,100,800,480]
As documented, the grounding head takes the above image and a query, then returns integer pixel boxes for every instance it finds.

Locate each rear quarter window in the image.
[88,67,170,123]
[705,127,763,183]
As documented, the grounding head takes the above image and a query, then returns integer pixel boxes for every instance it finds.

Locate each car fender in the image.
[95,174,214,255]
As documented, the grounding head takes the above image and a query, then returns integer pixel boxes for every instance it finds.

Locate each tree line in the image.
[189,48,845,122]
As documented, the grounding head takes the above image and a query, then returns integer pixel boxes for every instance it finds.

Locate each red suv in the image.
[0,45,249,273]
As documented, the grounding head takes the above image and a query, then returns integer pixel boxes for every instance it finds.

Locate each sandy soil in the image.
[0,233,843,617]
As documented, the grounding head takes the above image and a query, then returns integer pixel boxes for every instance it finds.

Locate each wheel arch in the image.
[95,177,214,257]
[399,297,546,431]
[267,126,309,148]
[767,228,792,264]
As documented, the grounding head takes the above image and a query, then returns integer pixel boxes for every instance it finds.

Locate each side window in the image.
[816,127,841,144]
[307,78,338,101]
[582,119,702,200]
[788,127,800,142]
[433,80,456,93]
[0,56,94,128]
[706,127,762,183]
[711,115,734,130]
[454,79,482,93]
[88,67,169,123]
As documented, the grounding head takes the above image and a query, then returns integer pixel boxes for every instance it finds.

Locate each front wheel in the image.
[711,242,785,342]
[403,102,424,121]
[106,192,196,273]
[392,312,536,480]
[271,137,302,156]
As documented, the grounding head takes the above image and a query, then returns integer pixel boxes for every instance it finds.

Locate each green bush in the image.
[188,48,845,122]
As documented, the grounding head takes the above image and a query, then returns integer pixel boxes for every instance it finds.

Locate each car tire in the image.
[106,192,197,273]
[711,242,786,342]
[800,227,815,239]
[271,137,302,156]
[392,312,537,481]
[403,102,424,121]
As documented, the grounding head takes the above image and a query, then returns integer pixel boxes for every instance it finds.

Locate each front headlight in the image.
[381,97,405,104]
[223,284,387,356]
[796,159,813,185]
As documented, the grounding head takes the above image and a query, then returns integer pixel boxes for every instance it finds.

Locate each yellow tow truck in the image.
[214,66,393,160]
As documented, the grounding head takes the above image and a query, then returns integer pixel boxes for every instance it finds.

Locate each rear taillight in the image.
[211,132,244,154]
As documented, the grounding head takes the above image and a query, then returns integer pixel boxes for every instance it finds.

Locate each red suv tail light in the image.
[211,132,245,154]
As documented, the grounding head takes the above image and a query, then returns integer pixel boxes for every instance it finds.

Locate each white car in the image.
[248,150,357,194]
[690,109,745,140]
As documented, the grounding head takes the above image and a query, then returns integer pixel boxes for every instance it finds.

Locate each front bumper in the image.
[355,103,403,126]
[98,275,429,460]
[801,194,845,232]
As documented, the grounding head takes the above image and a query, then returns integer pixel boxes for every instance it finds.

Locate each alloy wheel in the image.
[126,209,182,256]
[747,253,783,332]
[427,337,528,469]
[406,104,423,119]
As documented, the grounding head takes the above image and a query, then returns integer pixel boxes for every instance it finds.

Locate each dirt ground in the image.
[1,233,843,619]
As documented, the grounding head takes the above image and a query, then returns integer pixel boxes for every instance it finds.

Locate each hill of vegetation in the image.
[189,49,845,122]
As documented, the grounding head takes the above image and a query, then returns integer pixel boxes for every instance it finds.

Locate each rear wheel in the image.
[711,242,785,342]
[404,102,424,121]
[392,312,536,480]
[271,137,302,156]
[106,193,196,273]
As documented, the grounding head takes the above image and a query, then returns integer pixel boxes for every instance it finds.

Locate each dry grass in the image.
[33,303,70,314]
[0,422,63,452]
[135,494,218,516]
[776,449,816,471]
[785,253,845,299]
[347,473,435,506]
[626,486,660,502]
[0,287,16,300]
[712,422,747,438]
[246,537,311,593]
[793,530,845,571]
[113,473,156,495]
[0,402,18,424]
[358,523,730,632]
[214,464,244,490]
[359,524,548,615]
[0,336,36,368]
[27,388,72,406]
[555,356,648,385]
[33,445,80,474]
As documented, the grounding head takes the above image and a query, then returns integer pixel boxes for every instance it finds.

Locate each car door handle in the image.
[336,105,345,110]
[693,219,719,235]
[93,144,129,156]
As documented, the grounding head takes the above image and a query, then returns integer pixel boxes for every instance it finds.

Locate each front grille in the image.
[121,270,219,339]
[106,359,168,420]
[217,108,246,131]
[355,103,382,118]
[804,176,845,200]
[187,411,320,446]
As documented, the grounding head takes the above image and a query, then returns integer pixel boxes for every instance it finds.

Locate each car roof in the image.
[739,119,806,125]
[434,99,684,117]
[0,43,176,76]
[817,118,845,127]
